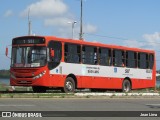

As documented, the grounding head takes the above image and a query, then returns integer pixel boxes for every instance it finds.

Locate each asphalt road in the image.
[0,98,160,120]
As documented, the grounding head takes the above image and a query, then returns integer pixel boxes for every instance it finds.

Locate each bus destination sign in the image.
[12,37,45,45]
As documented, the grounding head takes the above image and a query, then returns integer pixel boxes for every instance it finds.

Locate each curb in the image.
[75,93,160,96]
[0,93,160,98]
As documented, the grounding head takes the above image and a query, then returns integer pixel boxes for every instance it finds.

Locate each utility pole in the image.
[28,9,32,36]
[79,0,83,40]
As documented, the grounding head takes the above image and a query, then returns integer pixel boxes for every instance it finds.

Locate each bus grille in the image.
[17,80,32,85]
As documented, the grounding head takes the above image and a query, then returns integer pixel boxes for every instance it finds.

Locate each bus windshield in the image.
[11,46,47,68]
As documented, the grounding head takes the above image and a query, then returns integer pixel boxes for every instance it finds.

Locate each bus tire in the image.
[122,79,131,92]
[32,86,47,93]
[62,77,75,93]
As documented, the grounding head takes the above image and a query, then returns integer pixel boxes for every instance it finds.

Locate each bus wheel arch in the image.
[122,77,132,92]
[62,74,77,93]
[66,74,77,88]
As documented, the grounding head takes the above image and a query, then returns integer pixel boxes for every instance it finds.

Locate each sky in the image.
[1,0,160,69]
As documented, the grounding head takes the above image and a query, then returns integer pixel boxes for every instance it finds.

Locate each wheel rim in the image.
[123,82,130,92]
[65,81,73,91]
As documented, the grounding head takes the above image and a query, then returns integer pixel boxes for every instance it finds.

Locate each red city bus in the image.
[9,36,156,93]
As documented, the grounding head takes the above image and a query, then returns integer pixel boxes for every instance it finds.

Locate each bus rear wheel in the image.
[122,79,131,92]
[32,86,47,93]
[62,77,75,93]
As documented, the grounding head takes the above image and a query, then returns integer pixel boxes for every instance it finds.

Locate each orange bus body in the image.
[10,36,156,92]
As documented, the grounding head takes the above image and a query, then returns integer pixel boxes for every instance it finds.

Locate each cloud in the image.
[60,23,97,39]
[20,0,67,17]
[143,32,160,48]
[83,24,97,33]
[143,32,160,40]
[123,32,160,50]
[44,17,97,38]
[123,39,145,48]
[20,0,97,39]
[4,10,13,17]
[44,17,73,27]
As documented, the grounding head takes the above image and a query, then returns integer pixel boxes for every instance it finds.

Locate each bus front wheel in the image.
[62,77,75,93]
[122,79,131,92]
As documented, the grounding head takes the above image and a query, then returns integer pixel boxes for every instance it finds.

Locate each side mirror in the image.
[5,46,11,59]
[50,48,54,57]
[5,47,8,57]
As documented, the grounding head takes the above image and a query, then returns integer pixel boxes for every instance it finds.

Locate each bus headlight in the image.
[33,70,46,79]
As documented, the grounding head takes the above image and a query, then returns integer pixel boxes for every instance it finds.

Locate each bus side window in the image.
[99,48,111,66]
[82,46,97,65]
[64,43,81,64]
[149,54,154,69]
[126,51,137,68]
[138,53,147,69]
[113,50,125,67]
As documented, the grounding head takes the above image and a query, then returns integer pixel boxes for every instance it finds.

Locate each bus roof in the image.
[13,35,155,54]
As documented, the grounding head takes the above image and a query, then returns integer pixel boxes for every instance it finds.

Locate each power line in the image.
[85,33,160,45]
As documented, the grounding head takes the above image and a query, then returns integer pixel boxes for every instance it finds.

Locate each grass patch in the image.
[125,93,128,96]
[86,95,90,98]
[0,93,74,98]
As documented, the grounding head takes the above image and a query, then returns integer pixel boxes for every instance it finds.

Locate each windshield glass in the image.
[11,46,47,67]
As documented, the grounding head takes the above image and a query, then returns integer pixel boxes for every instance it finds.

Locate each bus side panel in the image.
[91,77,112,89]
[131,79,155,89]
[78,76,155,90]
[111,78,123,89]
[48,75,66,87]
[79,76,122,89]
